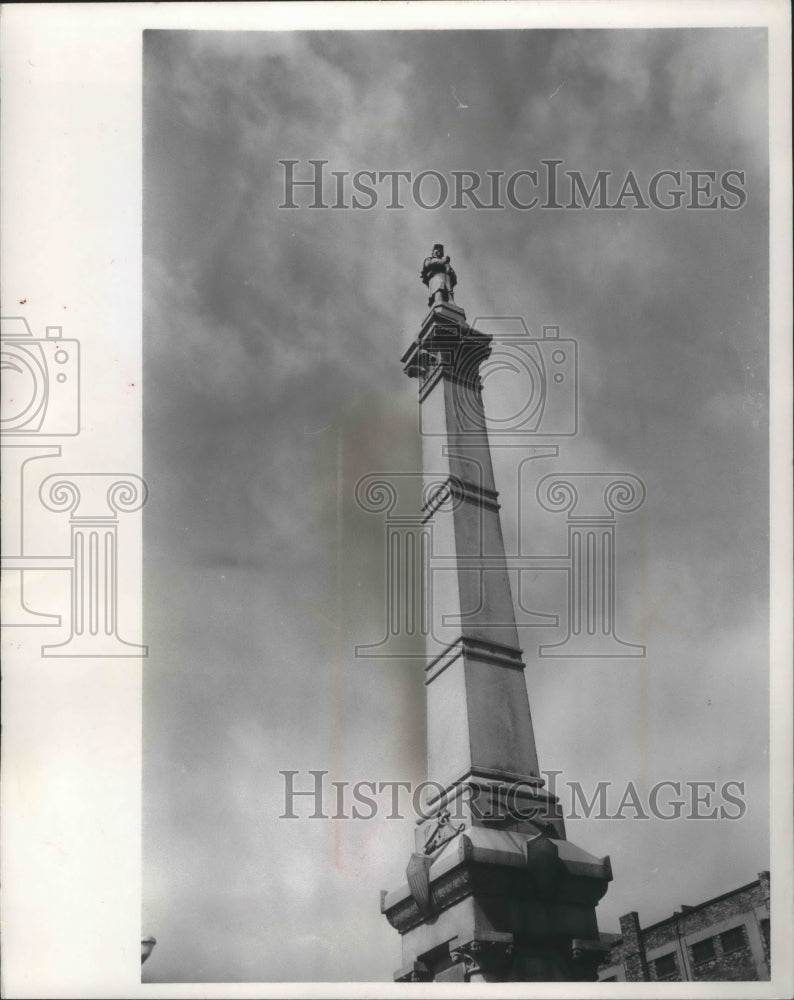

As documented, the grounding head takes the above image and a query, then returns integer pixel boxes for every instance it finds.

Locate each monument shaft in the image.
[414,308,541,792]
[380,249,612,983]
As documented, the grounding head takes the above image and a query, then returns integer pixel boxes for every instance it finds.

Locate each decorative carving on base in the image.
[450,937,514,979]
[423,807,465,854]
[406,853,433,913]
[383,864,474,933]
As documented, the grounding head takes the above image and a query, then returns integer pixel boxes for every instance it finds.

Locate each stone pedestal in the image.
[383,825,612,982]
[381,297,611,981]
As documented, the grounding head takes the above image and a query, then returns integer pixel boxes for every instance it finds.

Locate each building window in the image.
[653,953,678,980]
[760,918,770,949]
[691,937,717,965]
[721,925,747,953]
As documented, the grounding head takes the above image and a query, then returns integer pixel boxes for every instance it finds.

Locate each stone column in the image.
[403,301,545,804]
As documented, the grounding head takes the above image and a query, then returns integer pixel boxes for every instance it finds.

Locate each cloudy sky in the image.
[141,27,769,982]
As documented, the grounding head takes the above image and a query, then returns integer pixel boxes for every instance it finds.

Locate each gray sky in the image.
[142,28,769,982]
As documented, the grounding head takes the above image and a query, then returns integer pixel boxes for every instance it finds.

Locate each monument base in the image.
[381,826,611,982]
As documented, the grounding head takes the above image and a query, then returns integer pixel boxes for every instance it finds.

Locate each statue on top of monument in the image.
[421,243,457,308]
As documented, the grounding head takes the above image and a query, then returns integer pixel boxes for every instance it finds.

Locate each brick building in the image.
[598,872,770,982]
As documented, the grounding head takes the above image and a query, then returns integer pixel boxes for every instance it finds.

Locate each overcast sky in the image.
[142,27,769,983]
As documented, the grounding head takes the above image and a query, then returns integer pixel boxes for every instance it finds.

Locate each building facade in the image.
[598,872,770,982]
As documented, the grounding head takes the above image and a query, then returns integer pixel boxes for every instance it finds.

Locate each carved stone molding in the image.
[401,308,492,394]
[383,864,474,933]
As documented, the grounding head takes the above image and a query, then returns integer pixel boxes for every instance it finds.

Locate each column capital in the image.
[402,306,491,388]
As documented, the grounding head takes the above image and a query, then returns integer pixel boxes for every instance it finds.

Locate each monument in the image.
[379,247,612,982]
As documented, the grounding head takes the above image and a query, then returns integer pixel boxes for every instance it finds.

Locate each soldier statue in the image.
[420,244,457,308]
